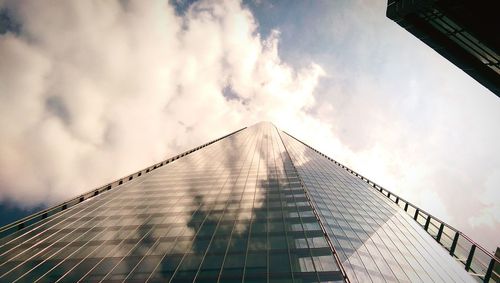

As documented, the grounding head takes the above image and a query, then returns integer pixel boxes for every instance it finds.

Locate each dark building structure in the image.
[0,122,497,282]
[386,0,500,97]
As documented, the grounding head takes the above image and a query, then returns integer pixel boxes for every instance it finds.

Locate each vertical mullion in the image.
[144,147,226,281]
[212,130,258,282]
[123,147,218,281]
[167,132,253,283]
[242,127,264,282]
[264,125,270,283]
[271,129,295,282]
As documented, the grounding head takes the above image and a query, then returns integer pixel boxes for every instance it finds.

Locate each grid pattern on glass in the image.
[280,131,476,283]
[0,128,246,241]
[0,122,343,282]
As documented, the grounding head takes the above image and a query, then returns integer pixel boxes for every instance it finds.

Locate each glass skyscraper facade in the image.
[0,122,496,282]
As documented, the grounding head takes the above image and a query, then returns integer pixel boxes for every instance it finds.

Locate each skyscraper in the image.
[386,0,500,97]
[0,122,497,282]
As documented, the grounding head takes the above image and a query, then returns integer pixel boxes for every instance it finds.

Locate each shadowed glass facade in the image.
[0,122,480,282]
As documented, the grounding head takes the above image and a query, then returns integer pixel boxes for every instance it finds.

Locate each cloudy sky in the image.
[0,0,498,252]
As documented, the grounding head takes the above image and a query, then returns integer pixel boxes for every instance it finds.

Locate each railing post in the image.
[414,208,420,220]
[450,232,460,256]
[436,223,444,242]
[465,244,476,271]
[424,215,431,231]
[483,257,495,282]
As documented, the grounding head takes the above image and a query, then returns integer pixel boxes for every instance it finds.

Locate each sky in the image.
[0,0,498,252]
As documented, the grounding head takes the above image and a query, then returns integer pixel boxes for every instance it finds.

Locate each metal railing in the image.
[283,131,499,283]
[0,127,247,240]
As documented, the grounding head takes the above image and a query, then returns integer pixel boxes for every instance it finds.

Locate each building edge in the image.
[0,127,247,240]
[273,124,351,283]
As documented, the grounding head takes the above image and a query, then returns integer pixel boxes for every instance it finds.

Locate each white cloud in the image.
[0,0,326,206]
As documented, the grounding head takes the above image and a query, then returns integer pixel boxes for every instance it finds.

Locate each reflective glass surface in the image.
[0,122,343,282]
[280,131,476,283]
[0,122,478,282]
